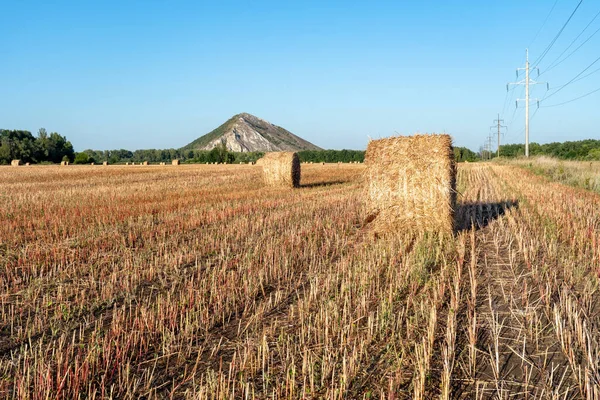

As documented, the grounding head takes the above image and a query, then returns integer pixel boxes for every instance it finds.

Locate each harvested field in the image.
[0,162,599,398]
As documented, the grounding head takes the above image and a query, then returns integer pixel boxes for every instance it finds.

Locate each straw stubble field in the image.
[1,162,599,399]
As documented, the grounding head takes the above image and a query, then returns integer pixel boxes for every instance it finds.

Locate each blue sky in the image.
[1,0,599,151]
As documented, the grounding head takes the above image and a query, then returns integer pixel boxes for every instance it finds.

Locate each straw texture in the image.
[260,152,301,188]
[364,134,456,234]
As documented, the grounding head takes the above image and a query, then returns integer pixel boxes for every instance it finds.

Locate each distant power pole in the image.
[491,113,507,157]
[507,49,549,157]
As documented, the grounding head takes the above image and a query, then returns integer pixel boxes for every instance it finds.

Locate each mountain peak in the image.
[182,114,322,153]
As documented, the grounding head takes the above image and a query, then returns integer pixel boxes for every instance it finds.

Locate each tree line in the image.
[0,129,482,165]
[495,140,600,160]
[5,127,600,165]
[81,146,366,164]
[0,129,74,164]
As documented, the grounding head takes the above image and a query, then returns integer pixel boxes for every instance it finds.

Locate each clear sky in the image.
[1,0,599,151]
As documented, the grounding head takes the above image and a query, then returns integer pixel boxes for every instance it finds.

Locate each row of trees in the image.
[0,129,74,164]
[454,147,480,162]
[77,141,600,164]
[297,149,364,163]
[79,146,365,164]
[10,128,598,165]
[1,130,484,165]
[80,145,265,164]
[496,140,600,160]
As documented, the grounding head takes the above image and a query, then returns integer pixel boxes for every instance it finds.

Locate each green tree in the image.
[73,152,90,164]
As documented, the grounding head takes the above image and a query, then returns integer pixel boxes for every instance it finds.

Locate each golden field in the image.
[1,163,599,399]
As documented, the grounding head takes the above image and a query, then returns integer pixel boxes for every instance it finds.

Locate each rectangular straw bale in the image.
[11,159,21,167]
[260,152,300,188]
[172,159,180,165]
[364,134,456,234]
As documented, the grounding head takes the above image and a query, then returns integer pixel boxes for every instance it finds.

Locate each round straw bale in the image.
[260,152,300,188]
[11,159,22,167]
[172,159,180,165]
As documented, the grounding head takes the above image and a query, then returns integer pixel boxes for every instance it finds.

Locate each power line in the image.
[512,108,540,139]
[542,54,600,101]
[506,98,522,133]
[541,85,600,107]
[542,20,600,74]
[532,0,584,68]
[500,85,518,119]
[529,0,561,48]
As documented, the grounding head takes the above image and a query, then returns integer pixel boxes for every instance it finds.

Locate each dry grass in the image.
[364,134,456,235]
[260,152,301,188]
[0,161,599,398]
[506,155,600,193]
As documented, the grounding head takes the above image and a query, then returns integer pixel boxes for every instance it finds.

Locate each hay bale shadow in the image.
[300,180,348,188]
[455,200,519,232]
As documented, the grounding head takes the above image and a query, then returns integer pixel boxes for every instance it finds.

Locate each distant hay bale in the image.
[103,161,108,166]
[91,162,95,165]
[60,161,69,166]
[159,162,165,166]
[172,159,180,165]
[364,134,456,235]
[125,162,130,165]
[260,152,301,188]
[25,162,30,166]
[11,159,21,167]
[142,161,149,166]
